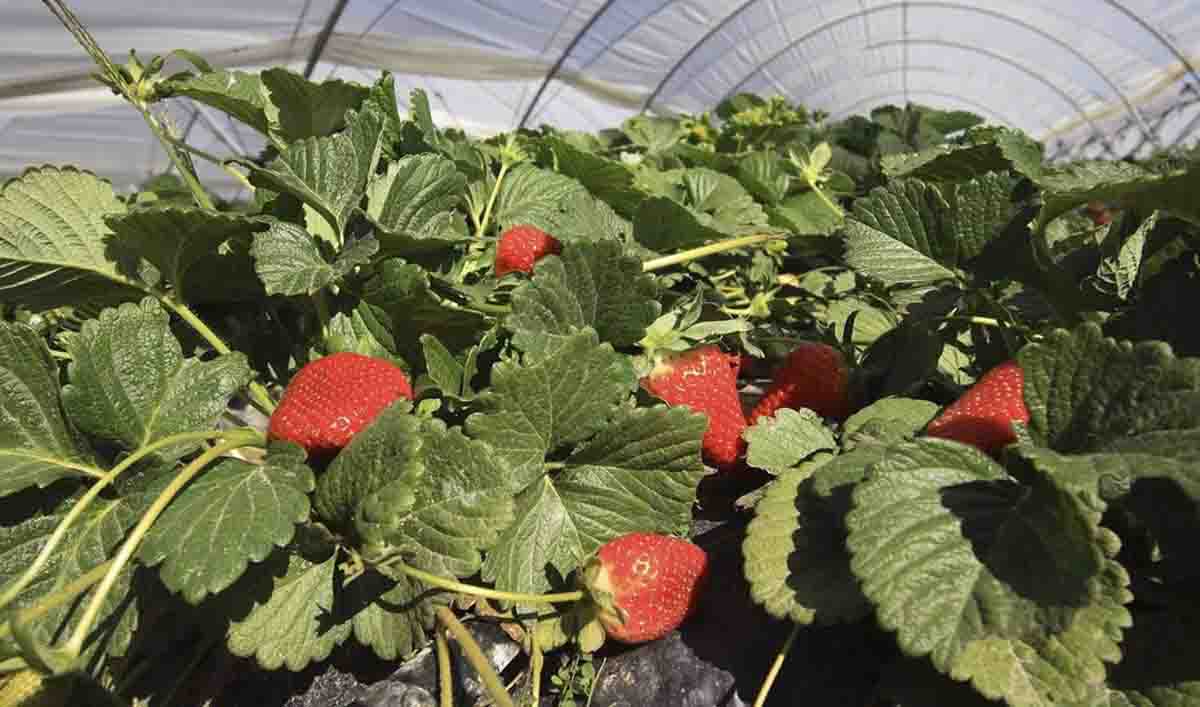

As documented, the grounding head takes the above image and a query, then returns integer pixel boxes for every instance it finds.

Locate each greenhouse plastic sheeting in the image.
[2,0,1199,194]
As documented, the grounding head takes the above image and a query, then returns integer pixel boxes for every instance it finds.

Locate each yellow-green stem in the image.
[436,629,453,707]
[810,184,844,220]
[386,561,583,605]
[0,429,260,613]
[436,607,515,707]
[642,233,786,272]
[163,299,276,414]
[62,436,256,656]
[751,623,801,707]
[475,162,511,239]
[0,560,113,647]
[528,624,543,707]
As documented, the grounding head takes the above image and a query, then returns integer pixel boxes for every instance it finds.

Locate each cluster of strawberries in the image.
[266,225,1030,645]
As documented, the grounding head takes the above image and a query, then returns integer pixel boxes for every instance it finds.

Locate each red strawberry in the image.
[495,225,562,276]
[749,342,852,423]
[924,359,1029,454]
[586,532,708,644]
[641,346,747,469]
[268,352,414,456]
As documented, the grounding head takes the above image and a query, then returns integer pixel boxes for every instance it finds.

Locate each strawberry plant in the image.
[1,2,1200,705]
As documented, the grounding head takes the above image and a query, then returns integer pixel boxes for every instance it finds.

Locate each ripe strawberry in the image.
[749,342,852,423]
[924,359,1029,454]
[641,345,746,468]
[495,224,561,276]
[268,352,414,456]
[586,532,708,644]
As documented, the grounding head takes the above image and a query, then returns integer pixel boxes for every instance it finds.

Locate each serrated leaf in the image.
[356,420,514,576]
[360,259,486,361]
[248,220,337,296]
[846,439,1131,706]
[261,68,370,143]
[1088,211,1157,301]
[0,490,149,661]
[0,167,146,309]
[842,397,941,442]
[622,116,687,153]
[325,303,397,360]
[768,190,843,235]
[105,206,265,303]
[882,128,1043,181]
[843,182,958,288]
[226,546,351,671]
[138,445,314,604]
[492,164,587,234]
[743,408,837,475]
[242,106,385,240]
[165,69,271,135]
[333,237,378,277]
[345,568,437,661]
[737,152,790,205]
[1035,161,1200,231]
[1017,323,1200,453]
[540,137,642,218]
[61,298,253,457]
[313,403,422,533]
[684,168,770,233]
[507,241,659,356]
[421,334,470,399]
[365,154,467,255]
[633,196,725,251]
[482,405,705,596]
[744,445,882,625]
[0,322,99,497]
[466,329,637,490]
[541,190,632,244]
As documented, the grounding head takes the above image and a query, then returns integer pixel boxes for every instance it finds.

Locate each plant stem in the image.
[42,0,215,211]
[436,629,453,707]
[751,623,801,707]
[476,162,511,239]
[385,561,584,605]
[162,298,276,415]
[1,560,113,642]
[62,436,256,657]
[642,233,786,272]
[528,624,543,707]
[810,184,844,219]
[0,429,261,614]
[436,607,515,707]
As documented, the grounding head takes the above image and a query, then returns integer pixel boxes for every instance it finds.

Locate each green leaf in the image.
[365,154,468,255]
[344,568,437,661]
[1088,211,1157,301]
[421,334,474,400]
[0,322,98,497]
[540,191,632,244]
[633,196,725,251]
[360,259,487,362]
[743,408,837,475]
[684,168,770,234]
[357,419,515,576]
[333,237,379,277]
[248,220,338,296]
[507,241,659,357]
[540,137,642,218]
[882,128,1044,181]
[842,397,941,443]
[0,490,148,661]
[242,106,385,240]
[768,191,843,235]
[622,116,687,153]
[1034,161,1200,232]
[744,445,883,625]
[1099,606,1200,707]
[261,68,370,143]
[492,164,587,234]
[466,329,637,490]
[226,546,351,671]
[61,298,253,457]
[164,69,271,135]
[106,206,265,303]
[482,405,705,596]
[313,402,422,533]
[0,167,146,310]
[325,303,397,360]
[1017,323,1200,453]
[634,168,772,251]
[138,445,315,604]
[846,439,1131,706]
[737,152,790,205]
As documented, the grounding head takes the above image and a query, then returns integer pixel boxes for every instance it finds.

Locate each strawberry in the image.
[749,342,852,423]
[586,532,708,644]
[268,352,414,456]
[924,359,1029,454]
[640,345,747,468]
[495,224,561,276]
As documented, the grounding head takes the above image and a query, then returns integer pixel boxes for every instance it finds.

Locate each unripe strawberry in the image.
[268,352,414,456]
